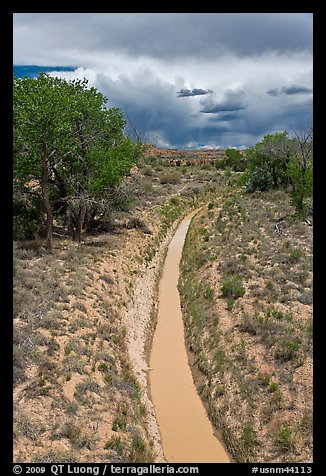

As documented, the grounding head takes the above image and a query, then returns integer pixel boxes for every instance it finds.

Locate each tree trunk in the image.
[297,195,304,213]
[85,208,97,233]
[52,167,68,216]
[41,145,53,253]
[271,164,278,188]
[66,206,75,239]
[74,203,87,242]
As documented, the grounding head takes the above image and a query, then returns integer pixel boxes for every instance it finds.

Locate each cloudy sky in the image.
[13,13,313,149]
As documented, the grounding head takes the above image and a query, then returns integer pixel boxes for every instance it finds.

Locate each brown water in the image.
[149,212,230,463]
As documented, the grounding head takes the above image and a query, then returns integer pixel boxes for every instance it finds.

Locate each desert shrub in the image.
[98,362,109,373]
[287,248,302,265]
[62,421,96,450]
[127,217,151,234]
[273,424,294,452]
[159,171,181,184]
[15,413,42,440]
[13,195,44,240]
[268,381,279,393]
[215,159,226,170]
[203,285,214,301]
[274,337,301,361]
[242,423,257,451]
[127,431,155,463]
[244,164,274,193]
[33,449,78,463]
[104,435,124,453]
[143,166,153,176]
[112,414,127,432]
[62,355,85,375]
[258,371,271,387]
[221,275,245,299]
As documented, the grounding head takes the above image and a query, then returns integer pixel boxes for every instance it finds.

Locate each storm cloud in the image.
[200,89,248,113]
[267,85,313,96]
[13,13,312,63]
[177,88,213,97]
[13,13,313,149]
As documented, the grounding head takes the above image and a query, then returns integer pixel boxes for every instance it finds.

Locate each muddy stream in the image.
[149,211,230,463]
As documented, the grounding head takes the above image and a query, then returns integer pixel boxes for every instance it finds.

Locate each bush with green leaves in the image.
[13,194,44,240]
[225,148,246,172]
[221,275,245,299]
[244,164,274,193]
[274,424,294,452]
[159,171,182,184]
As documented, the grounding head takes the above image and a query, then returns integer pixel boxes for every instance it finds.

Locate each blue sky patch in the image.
[13,65,77,78]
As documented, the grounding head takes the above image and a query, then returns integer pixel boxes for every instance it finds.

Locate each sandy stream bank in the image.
[122,214,184,463]
[124,205,229,463]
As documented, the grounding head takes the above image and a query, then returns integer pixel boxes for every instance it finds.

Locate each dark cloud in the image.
[93,71,241,147]
[14,13,312,62]
[201,103,247,113]
[177,88,213,97]
[281,85,313,95]
[239,99,313,139]
[95,70,195,144]
[266,88,279,96]
[267,85,313,96]
[13,13,313,149]
[200,89,247,113]
[207,112,241,122]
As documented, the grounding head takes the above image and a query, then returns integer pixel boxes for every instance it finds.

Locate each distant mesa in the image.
[144,144,244,157]
[143,144,244,166]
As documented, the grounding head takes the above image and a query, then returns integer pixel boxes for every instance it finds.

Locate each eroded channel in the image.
[149,211,230,463]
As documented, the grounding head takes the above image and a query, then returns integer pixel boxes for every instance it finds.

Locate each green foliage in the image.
[112,414,127,432]
[258,371,271,387]
[104,435,124,453]
[246,132,291,188]
[243,129,313,216]
[287,153,313,214]
[225,148,246,172]
[274,424,294,452]
[13,74,143,243]
[214,159,225,170]
[287,248,302,265]
[159,170,182,184]
[203,285,214,301]
[242,423,256,450]
[221,275,245,299]
[13,194,44,240]
[268,381,279,393]
[244,163,274,192]
[274,337,301,361]
[98,362,109,373]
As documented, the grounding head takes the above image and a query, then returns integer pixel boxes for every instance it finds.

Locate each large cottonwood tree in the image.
[14,74,142,250]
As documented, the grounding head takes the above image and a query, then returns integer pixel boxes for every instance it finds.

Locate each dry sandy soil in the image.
[13,162,220,463]
[13,160,312,463]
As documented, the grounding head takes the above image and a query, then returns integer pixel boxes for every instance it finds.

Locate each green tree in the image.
[14,74,77,250]
[287,128,313,214]
[245,132,292,191]
[14,74,142,249]
[225,148,246,172]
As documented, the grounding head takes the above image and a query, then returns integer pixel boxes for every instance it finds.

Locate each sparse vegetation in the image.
[179,185,312,463]
[13,134,312,464]
[159,170,182,184]
[14,153,228,462]
[221,275,245,299]
[273,424,294,452]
